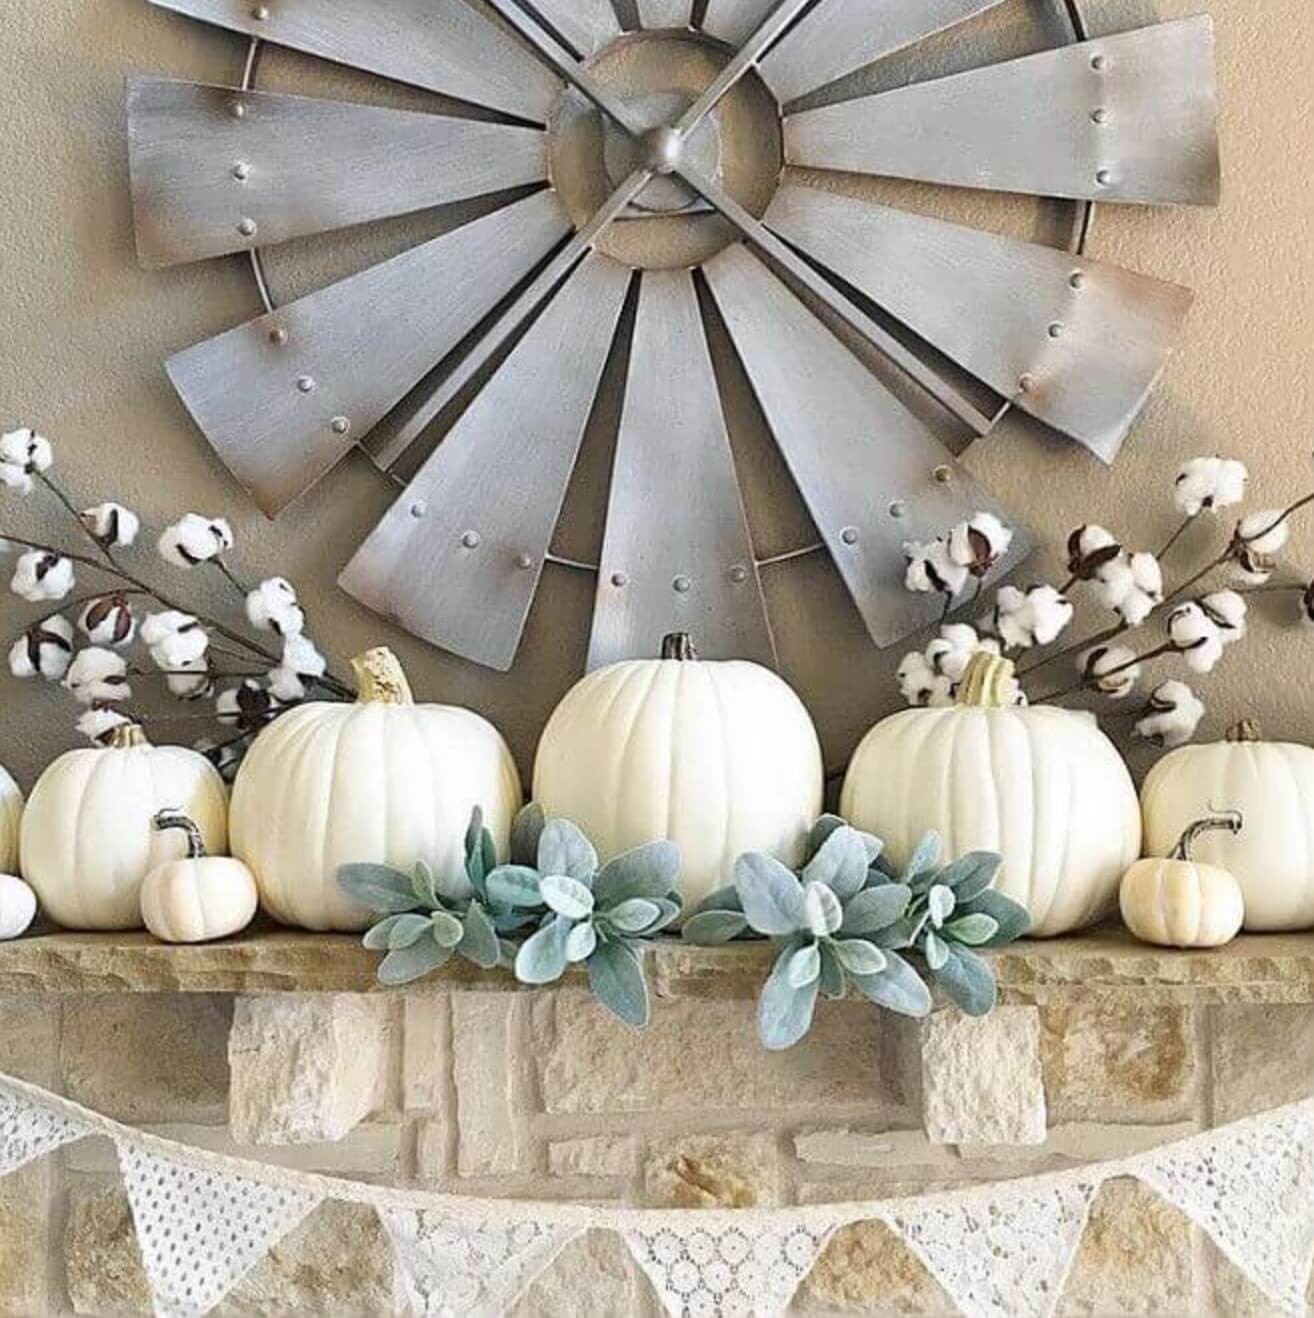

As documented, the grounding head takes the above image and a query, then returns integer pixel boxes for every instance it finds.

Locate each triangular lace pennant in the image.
[117,1141,324,1317]
[0,1084,85,1176]
[880,1179,1100,1318]
[1134,1103,1314,1315]
[381,1206,584,1317]
[622,1211,841,1317]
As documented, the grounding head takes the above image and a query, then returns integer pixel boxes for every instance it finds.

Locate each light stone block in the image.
[643,1131,781,1208]
[453,993,525,1176]
[229,994,392,1146]
[0,1162,51,1316]
[794,1127,958,1171]
[921,1007,1046,1146]
[0,994,60,1085]
[1211,1003,1314,1123]
[548,1135,637,1178]
[510,1229,641,1318]
[62,994,232,1123]
[65,1181,154,1316]
[804,1211,953,1314]
[403,993,450,1110]
[958,1121,1198,1166]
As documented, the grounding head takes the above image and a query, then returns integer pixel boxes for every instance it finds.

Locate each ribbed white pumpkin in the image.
[0,764,21,876]
[1120,816,1246,949]
[230,648,522,932]
[20,726,228,931]
[1142,722,1314,931]
[841,655,1141,938]
[140,812,259,944]
[533,634,824,910]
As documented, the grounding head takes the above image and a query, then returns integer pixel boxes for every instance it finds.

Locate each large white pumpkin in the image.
[230,648,522,932]
[533,633,824,909]
[0,764,21,875]
[20,726,228,931]
[1142,722,1314,931]
[841,655,1141,938]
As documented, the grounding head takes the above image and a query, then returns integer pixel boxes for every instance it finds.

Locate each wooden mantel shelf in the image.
[4,924,1314,1004]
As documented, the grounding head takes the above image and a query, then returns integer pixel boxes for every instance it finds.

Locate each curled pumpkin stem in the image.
[1171,811,1244,862]
[152,810,207,860]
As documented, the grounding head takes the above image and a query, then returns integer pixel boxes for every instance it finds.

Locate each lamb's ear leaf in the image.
[682,910,751,946]
[841,884,912,935]
[849,950,933,1018]
[386,913,434,950]
[511,803,547,868]
[458,902,501,970]
[515,915,573,986]
[900,833,944,887]
[936,852,1001,901]
[802,826,868,899]
[818,942,846,1000]
[735,852,806,936]
[924,930,950,971]
[464,807,485,866]
[604,898,662,935]
[587,939,650,1028]
[943,913,1000,947]
[806,814,848,862]
[486,866,544,909]
[594,841,680,904]
[758,944,820,1051]
[338,864,421,914]
[411,861,439,909]
[637,897,682,936]
[540,874,595,920]
[958,889,1031,945]
[685,885,743,917]
[377,939,452,986]
[538,819,599,884]
[933,945,998,1016]
[362,915,405,951]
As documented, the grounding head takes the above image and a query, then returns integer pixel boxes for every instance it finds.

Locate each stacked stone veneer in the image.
[2,988,1310,1316]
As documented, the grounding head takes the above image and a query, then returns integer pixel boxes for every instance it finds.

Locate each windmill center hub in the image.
[642,126,683,174]
[600,92,722,213]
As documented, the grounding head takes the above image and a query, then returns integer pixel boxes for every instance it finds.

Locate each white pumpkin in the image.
[841,655,1141,938]
[1120,815,1246,949]
[0,873,37,941]
[20,725,228,931]
[231,648,522,932]
[1142,721,1314,931]
[0,764,21,875]
[533,633,824,910]
[140,811,259,943]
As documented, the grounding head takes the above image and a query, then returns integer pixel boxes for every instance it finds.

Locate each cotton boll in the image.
[1066,524,1122,579]
[10,551,74,603]
[1174,457,1249,516]
[63,648,132,704]
[1135,681,1206,748]
[946,512,1013,577]
[0,429,53,495]
[266,665,307,703]
[0,874,37,941]
[8,614,74,680]
[1168,603,1225,674]
[281,633,326,679]
[216,679,278,730]
[245,577,305,637]
[80,502,141,549]
[157,513,235,567]
[76,708,134,746]
[78,595,136,648]
[1237,510,1290,558]
[897,652,953,707]
[904,538,970,597]
[166,657,214,701]
[1201,590,1248,645]
[139,610,198,648]
[1080,646,1141,699]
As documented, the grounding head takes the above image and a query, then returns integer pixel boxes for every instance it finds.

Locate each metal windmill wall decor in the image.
[128,0,1220,672]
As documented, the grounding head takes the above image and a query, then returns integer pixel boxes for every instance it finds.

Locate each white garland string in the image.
[3,1070,1314,1317]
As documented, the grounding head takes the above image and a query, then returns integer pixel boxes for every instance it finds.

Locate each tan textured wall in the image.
[1,0,1311,792]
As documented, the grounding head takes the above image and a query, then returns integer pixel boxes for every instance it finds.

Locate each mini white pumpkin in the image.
[0,873,37,940]
[20,725,228,931]
[1120,814,1246,948]
[533,633,824,910]
[842,655,1141,938]
[140,811,259,943]
[231,647,522,932]
[0,764,21,876]
[1142,721,1314,931]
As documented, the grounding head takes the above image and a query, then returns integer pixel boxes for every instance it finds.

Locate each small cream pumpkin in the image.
[231,648,522,932]
[1142,721,1314,932]
[140,811,258,943]
[20,725,228,931]
[842,654,1142,938]
[0,763,21,876]
[534,633,824,910]
[0,873,37,941]
[1120,815,1246,948]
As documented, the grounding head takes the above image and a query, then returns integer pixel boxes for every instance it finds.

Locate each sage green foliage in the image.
[682,815,1030,1050]
[340,805,682,1028]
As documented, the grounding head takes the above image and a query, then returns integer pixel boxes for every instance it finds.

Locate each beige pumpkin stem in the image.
[351,648,414,706]
[661,633,699,662]
[956,654,1018,710]
[1227,720,1262,744]
[153,810,208,860]
[108,724,150,751]
[1171,811,1244,861]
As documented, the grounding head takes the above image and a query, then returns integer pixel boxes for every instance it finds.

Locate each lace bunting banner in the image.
[2,1070,1314,1317]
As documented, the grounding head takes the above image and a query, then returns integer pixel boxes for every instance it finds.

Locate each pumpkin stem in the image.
[351,648,414,706]
[152,810,207,860]
[1226,720,1262,744]
[108,724,149,751]
[661,633,699,662]
[956,654,1018,710]
[1171,811,1244,861]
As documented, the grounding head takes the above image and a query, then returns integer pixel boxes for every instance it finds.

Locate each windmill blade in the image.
[148,0,560,124]
[589,271,774,670]
[759,0,1005,106]
[785,16,1219,206]
[166,191,573,516]
[635,0,695,29]
[524,0,622,56]
[703,244,1029,649]
[340,256,632,672]
[701,0,778,46]
[767,184,1193,461]
[128,79,549,268]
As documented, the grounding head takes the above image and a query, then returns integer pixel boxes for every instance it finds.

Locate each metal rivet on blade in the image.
[229,100,246,120]
[1069,272,1087,291]
[267,327,288,346]
[460,530,481,550]
[611,572,628,588]
[296,376,315,393]
[1091,108,1109,125]
[236,217,257,238]
[330,417,350,436]
[673,575,692,594]
[1048,322,1065,339]
[729,565,748,583]
[1095,168,1113,186]
[1018,373,1036,394]
[516,553,534,571]
[410,501,428,519]
[932,465,953,485]
[231,162,250,181]
[251,5,270,19]
[1090,54,1107,71]
[889,500,907,519]
[840,527,859,546]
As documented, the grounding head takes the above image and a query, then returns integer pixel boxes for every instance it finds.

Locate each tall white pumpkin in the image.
[0,763,21,876]
[841,655,1141,938]
[1142,721,1314,931]
[20,726,228,931]
[533,634,824,909]
[230,648,522,932]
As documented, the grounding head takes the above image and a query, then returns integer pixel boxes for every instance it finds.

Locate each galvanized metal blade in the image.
[128,79,549,268]
[635,0,695,29]
[759,0,1006,105]
[166,191,573,516]
[148,0,561,124]
[703,244,1030,649]
[523,0,622,57]
[700,0,779,46]
[785,16,1219,206]
[339,255,633,672]
[767,184,1194,461]
[589,270,775,670]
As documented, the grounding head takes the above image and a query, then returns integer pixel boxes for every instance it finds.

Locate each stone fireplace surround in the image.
[2,929,1312,1316]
